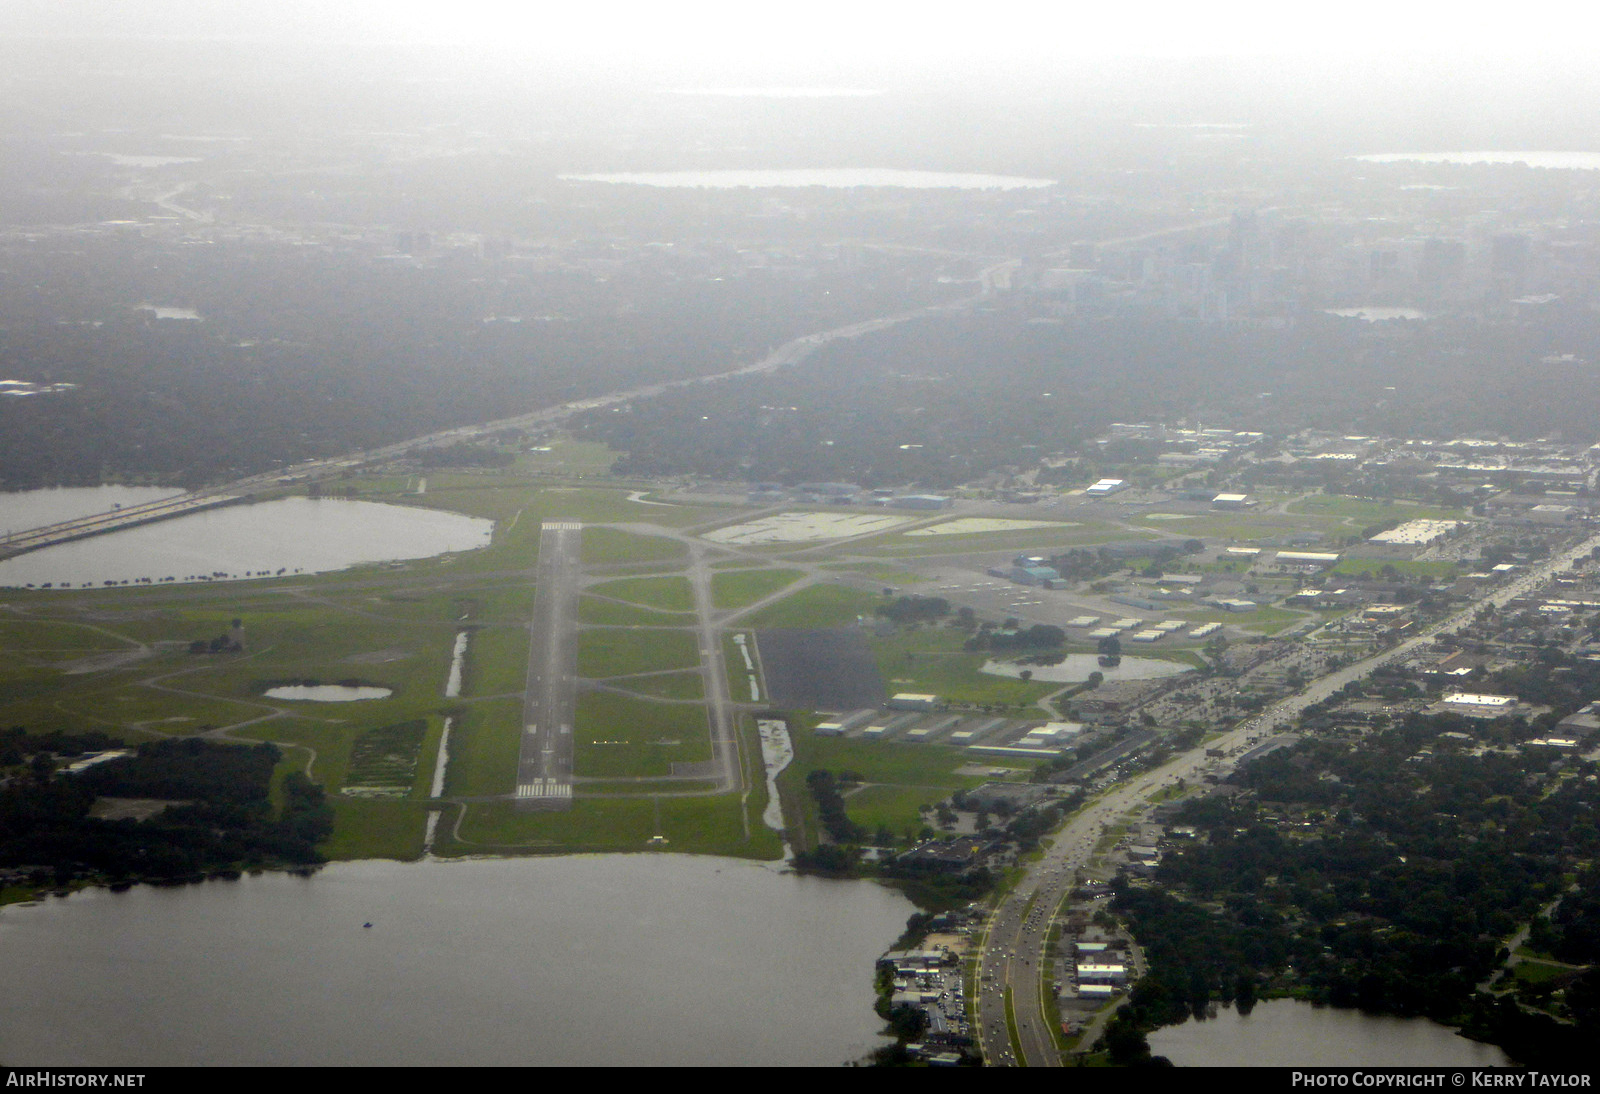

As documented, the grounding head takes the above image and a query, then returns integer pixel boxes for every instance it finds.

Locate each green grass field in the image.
[740,583,878,628]
[516,438,619,477]
[1166,514,1343,543]
[321,798,431,860]
[1331,557,1461,580]
[0,619,138,655]
[1512,960,1575,986]
[601,671,706,702]
[464,625,530,697]
[580,527,689,565]
[871,628,1060,707]
[573,691,712,777]
[444,792,779,858]
[441,697,522,797]
[577,628,700,678]
[577,596,696,627]
[711,568,805,610]
[585,575,696,612]
[842,783,942,840]
[795,730,1004,790]
[1168,605,1309,634]
[776,717,1016,849]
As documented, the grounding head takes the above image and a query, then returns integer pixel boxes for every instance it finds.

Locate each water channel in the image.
[0,855,912,1066]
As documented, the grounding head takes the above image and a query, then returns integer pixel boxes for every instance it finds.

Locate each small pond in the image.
[982,654,1193,684]
[262,685,393,702]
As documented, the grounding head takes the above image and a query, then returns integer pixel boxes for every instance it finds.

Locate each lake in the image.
[0,855,911,1066]
[135,304,202,320]
[0,496,494,588]
[561,169,1056,190]
[1323,307,1429,322]
[664,87,884,98]
[1356,151,1600,170]
[80,153,203,168]
[1148,999,1510,1067]
[0,486,183,536]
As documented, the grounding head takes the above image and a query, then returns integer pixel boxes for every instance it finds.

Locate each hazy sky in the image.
[1,0,1593,65]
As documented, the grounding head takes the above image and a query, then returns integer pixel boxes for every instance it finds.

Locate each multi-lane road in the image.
[0,271,1004,562]
[0,490,242,558]
[975,529,1600,1065]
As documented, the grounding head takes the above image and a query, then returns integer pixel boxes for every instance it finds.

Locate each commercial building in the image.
[1369,519,1461,546]
[1273,551,1341,569]
[1440,692,1518,716]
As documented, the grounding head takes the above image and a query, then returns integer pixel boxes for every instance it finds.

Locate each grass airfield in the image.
[0,441,1416,863]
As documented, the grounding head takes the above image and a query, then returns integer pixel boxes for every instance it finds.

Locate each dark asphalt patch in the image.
[756,628,886,710]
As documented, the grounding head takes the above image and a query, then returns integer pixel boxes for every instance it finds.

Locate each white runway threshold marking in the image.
[516,781,572,799]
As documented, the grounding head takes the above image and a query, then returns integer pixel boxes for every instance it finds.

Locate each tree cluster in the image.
[0,737,332,891]
[1103,714,1600,1064]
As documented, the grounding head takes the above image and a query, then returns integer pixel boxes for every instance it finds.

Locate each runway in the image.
[516,521,582,808]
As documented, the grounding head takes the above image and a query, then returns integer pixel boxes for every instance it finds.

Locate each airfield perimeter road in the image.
[516,521,582,806]
[977,530,1600,1066]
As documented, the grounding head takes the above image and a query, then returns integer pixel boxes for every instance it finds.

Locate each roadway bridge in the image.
[0,492,244,561]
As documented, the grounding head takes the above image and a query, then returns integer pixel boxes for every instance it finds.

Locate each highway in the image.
[975,528,1600,1065]
[0,269,1010,559]
[0,491,243,559]
[515,521,582,807]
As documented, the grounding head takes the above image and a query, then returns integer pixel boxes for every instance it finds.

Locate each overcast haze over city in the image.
[6,0,1600,1073]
